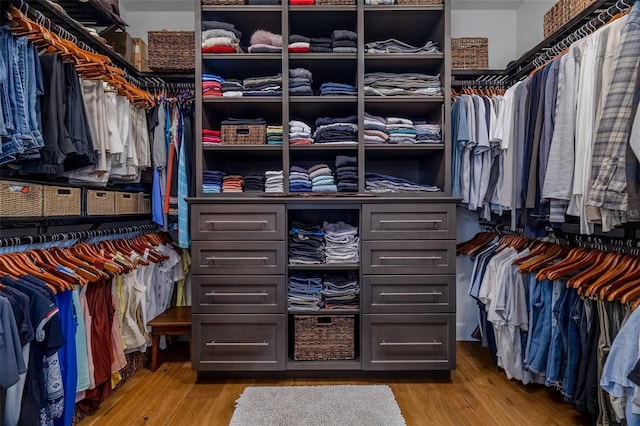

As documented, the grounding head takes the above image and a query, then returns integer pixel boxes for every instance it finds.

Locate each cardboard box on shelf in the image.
[102,28,133,63]
[132,38,150,71]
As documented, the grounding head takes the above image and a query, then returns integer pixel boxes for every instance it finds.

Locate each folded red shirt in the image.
[202,46,238,53]
[288,47,310,53]
[289,0,315,4]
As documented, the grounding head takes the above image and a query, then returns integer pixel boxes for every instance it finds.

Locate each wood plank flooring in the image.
[78,342,590,426]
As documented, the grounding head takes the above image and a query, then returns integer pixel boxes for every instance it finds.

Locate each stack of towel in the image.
[222,175,243,193]
[202,74,224,97]
[415,121,441,143]
[386,117,417,144]
[202,129,221,145]
[289,68,313,96]
[202,170,225,194]
[201,20,242,53]
[364,72,442,96]
[319,82,357,96]
[265,170,284,193]
[309,164,337,192]
[243,74,282,96]
[313,116,358,144]
[289,166,312,192]
[363,113,389,144]
[335,155,358,192]
[248,30,283,53]
[289,120,313,145]
[289,34,310,53]
[243,175,265,192]
[222,79,243,97]
[323,221,359,264]
[267,125,283,145]
[289,223,325,265]
[332,30,357,53]
[310,37,332,53]
[322,273,359,309]
[288,273,323,311]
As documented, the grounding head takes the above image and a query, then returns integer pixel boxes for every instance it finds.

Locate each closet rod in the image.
[0,224,158,248]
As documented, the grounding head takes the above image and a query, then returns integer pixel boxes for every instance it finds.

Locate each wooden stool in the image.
[147,306,192,371]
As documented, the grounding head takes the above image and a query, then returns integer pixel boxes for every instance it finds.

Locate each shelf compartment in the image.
[289,53,357,60]
[202,9,281,47]
[364,8,444,48]
[364,97,444,117]
[203,96,282,103]
[363,5,444,12]
[365,144,445,151]
[365,149,445,192]
[287,309,360,315]
[364,55,444,75]
[290,144,358,150]
[203,145,283,151]
[285,359,362,370]
[290,96,357,103]
[289,5,357,12]
[288,11,357,39]
[202,5,282,12]
[202,53,282,60]
[288,263,360,271]
[365,96,444,103]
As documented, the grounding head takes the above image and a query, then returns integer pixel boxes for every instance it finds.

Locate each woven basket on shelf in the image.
[451,37,488,70]
[293,315,355,361]
[115,192,138,215]
[221,124,266,145]
[396,0,442,5]
[43,186,82,216]
[86,189,115,216]
[0,180,43,217]
[148,30,195,72]
[137,192,151,214]
[544,0,595,38]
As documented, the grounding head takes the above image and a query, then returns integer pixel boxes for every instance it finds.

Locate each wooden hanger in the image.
[568,250,622,293]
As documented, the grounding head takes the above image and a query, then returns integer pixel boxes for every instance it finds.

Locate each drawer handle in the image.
[379,291,443,297]
[379,219,443,224]
[205,292,268,297]
[379,340,442,347]
[205,220,268,225]
[206,341,269,347]
[379,256,442,261]
[205,256,270,262]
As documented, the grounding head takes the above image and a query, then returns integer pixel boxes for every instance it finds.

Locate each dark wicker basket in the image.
[293,315,355,361]
[221,124,266,145]
[452,37,489,70]
[148,30,195,72]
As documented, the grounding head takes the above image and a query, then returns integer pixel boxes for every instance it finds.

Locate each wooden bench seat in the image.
[147,306,192,371]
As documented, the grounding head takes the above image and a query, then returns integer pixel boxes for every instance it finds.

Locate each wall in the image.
[119,1,195,43]
[515,0,555,57]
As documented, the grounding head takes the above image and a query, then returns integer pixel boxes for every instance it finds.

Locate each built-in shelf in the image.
[288,309,360,315]
[202,53,281,60]
[289,5,357,12]
[0,214,151,229]
[289,144,358,150]
[365,53,444,61]
[286,359,362,371]
[203,96,282,103]
[202,5,281,12]
[365,144,445,151]
[203,145,283,151]
[289,53,357,60]
[288,263,360,270]
[363,4,444,12]
[290,96,357,103]
[364,96,445,103]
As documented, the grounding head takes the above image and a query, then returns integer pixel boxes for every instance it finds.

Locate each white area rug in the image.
[229,385,406,426]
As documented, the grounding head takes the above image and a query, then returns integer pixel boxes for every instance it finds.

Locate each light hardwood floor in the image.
[78,342,590,426]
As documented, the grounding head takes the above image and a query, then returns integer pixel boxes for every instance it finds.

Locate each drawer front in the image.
[191,204,285,241]
[362,203,455,240]
[192,276,286,314]
[362,275,455,314]
[191,241,286,275]
[192,314,285,371]
[362,241,455,275]
[363,314,455,370]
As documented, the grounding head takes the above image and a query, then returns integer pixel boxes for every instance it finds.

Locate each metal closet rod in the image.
[0,224,159,248]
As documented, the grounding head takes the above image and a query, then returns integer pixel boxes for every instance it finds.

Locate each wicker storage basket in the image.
[396,0,442,5]
[86,189,115,216]
[221,124,266,145]
[293,315,355,361]
[137,193,151,214]
[0,181,43,217]
[43,186,82,216]
[148,30,195,72]
[544,0,595,38]
[115,192,138,215]
[203,0,244,4]
[451,37,488,70]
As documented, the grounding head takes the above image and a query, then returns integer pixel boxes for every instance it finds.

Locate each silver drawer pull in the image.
[379,291,443,297]
[205,256,269,262]
[379,219,443,224]
[379,340,442,346]
[206,292,268,297]
[205,220,268,224]
[379,256,442,261]
[206,341,269,347]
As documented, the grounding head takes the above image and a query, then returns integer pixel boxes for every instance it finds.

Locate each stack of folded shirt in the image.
[289,0,314,4]
[222,79,244,97]
[289,222,325,265]
[265,170,284,193]
[203,170,225,194]
[365,38,440,54]
[222,175,244,193]
[288,273,323,311]
[243,74,282,96]
[201,20,242,53]
[202,129,221,145]
[309,163,337,192]
[322,273,359,309]
[415,121,441,143]
[289,34,310,53]
[243,175,265,192]
[363,113,389,144]
[386,117,417,144]
[365,173,440,193]
[310,37,332,53]
[289,68,313,96]
[313,116,358,144]
[267,125,283,145]
[364,72,442,96]
[248,30,283,53]
[202,74,224,97]
[332,30,357,53]
[289,120,313,145]
[289,165,311,192]
[335,155,358,192]
[323,221,359,264]
[319,82,357,96]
